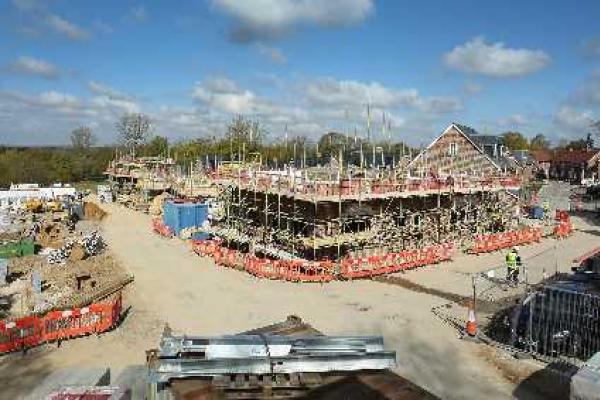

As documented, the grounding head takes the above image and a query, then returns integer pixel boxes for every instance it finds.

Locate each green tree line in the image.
[0,146,115,188]
[1,113,598,187]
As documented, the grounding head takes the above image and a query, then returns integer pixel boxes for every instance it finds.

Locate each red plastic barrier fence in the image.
[192,240,454,282]
[340,243,455,279]
[554,220,573,239]
[151,218,174,238]
[555,210,570,222]
[0,294,122,354]
[468,227,542,254]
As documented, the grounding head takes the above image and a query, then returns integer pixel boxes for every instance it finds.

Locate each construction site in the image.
[0,121,599,400]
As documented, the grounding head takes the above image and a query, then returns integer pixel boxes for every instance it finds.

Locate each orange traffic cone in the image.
[465,300,477,337]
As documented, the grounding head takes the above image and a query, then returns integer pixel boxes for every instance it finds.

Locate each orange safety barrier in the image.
[194,240,219,257]
[151,218,173,238]
[555,210,570,222]
[340,243,455,279]
[0,294,122,354]
[194,239,454,281]
[195,242,336,283]
[554,220,573,239]
[468,227,543,254]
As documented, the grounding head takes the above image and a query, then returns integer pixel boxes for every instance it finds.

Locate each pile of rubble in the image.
[4,251,129,315]
[42,231,105,264]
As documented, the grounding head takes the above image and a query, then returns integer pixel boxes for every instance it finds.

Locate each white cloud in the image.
[0,76,465,145]
[554,106,594,131]
[91,96,140,114]
[462,82,483,95]
[496,114,529,128]
[0,90,88,117]
[46,13,90,40]
[88,81,131,101]
[88,81,139,113]
[0,87,145,144]
[94,21,114,34]
[12,1,92,41]
[8,56,59,79]
[417,96,463,114]
[303,78,461,114]
[304,79,416,108]
[570,69,600,107]
[212,0,373,42]
[130,5,148,22]
[444,37,550,78]
[193,77,257,114]
[255,43,286,64]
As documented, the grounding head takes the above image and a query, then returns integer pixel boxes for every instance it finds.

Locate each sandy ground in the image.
[0,193,591,399]
[397,216,600,298]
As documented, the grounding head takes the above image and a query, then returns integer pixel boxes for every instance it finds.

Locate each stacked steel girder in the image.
[147,333,396,399]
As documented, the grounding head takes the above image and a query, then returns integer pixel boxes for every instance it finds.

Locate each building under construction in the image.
[214,124,521,262]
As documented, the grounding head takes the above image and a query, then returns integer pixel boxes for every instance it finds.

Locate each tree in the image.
[501,131,529,150]
[318,132,348,158]
[116,113,151,157]
[226,116,264,157]
[563,138,588,150]
[529,134,550,151]
[70,126,96,149]
[145,135,168,156]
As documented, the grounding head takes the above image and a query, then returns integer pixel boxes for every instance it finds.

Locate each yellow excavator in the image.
[24,199,44,213]
[46,200,63,212]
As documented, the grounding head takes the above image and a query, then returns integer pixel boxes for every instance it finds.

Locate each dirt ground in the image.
[0,189,594,399]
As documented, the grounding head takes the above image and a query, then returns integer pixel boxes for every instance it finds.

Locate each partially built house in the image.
[215,124,520,262]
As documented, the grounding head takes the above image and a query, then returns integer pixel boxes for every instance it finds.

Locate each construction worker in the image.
[542,200,550,219]
[506,247,519,284]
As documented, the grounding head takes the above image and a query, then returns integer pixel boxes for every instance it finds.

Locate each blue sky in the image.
[0,0,599,145]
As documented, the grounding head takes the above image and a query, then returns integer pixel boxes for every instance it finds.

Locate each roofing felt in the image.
[453,123,479,137]
[471,135,505,146]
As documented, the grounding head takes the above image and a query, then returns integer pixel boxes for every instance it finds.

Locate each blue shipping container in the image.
[162,202,209,234]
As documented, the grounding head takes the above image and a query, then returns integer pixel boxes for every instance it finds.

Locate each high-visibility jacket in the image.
[543,201,550,212]
[506,251,518,270]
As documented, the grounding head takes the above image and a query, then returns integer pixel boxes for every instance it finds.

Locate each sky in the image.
[0,0,599,146]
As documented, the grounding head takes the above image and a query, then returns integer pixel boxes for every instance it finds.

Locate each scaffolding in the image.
[216,163,520,262]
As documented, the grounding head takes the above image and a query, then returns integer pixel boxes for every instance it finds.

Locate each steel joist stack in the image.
[147,332,396,399]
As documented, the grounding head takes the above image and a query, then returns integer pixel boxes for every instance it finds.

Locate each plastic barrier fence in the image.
[0,294,122,354]
[191,240,454,282]
[554,220,574,239]
[151,218,174,238]
[468,227,542,254]
[340,243,455,279]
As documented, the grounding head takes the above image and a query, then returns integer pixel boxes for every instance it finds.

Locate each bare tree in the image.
[226,116,265,158]
[116,113,151,157]
[227,116,264,145]
[70,126,96,149]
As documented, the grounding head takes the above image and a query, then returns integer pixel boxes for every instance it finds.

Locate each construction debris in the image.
[42,231,104,264]
[83,201,107,220]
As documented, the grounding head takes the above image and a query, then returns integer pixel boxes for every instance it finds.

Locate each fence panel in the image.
[525,287,600,363]
[0,294,122,354]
